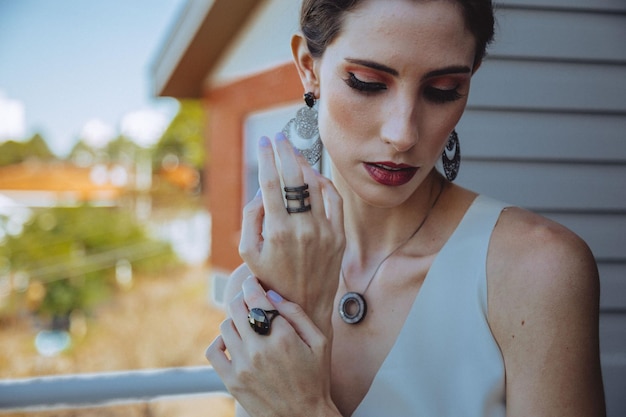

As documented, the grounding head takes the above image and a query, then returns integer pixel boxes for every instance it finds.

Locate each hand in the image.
[239,133,345,332]
[206,276,341,417]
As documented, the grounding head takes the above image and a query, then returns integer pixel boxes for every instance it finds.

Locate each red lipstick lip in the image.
[364,162,418,186]
[370,161,414,169]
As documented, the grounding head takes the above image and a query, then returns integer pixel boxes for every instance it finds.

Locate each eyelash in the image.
[344,72,386,93]
[424,87,463,104]
[344,72,464,104]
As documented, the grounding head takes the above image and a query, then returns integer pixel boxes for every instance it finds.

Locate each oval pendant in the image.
[338,292,367,324]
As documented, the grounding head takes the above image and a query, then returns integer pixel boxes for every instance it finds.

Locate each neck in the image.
[340,170,445,274]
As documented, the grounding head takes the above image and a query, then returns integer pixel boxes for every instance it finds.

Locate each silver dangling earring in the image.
[442,130,460,181]
[281,92,323,165]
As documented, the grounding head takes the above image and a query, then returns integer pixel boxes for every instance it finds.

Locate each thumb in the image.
[267,290,325,349]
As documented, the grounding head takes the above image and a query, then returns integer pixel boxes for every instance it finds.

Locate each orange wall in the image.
[204,62,302,271]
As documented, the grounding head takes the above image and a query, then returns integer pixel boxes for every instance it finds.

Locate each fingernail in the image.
[267,290,283,303]
[275,132,287,141]
[255,188,262,198]
[259,136,271,147]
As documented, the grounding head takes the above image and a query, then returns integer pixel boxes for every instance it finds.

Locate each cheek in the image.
[318,83,373,149]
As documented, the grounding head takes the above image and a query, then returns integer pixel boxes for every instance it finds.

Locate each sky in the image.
[0,0,187,156]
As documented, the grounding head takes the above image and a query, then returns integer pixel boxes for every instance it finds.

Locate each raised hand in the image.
[238,132,345,331]
[206,276,341,417]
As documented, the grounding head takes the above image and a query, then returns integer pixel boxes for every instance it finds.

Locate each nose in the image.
[380,98,419,152]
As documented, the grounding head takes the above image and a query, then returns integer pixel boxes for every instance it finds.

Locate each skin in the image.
[206,1,606,416]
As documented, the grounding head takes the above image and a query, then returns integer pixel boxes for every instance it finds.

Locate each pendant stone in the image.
[338,291,367,324]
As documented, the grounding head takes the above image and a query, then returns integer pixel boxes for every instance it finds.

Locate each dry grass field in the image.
[0,264,234,417]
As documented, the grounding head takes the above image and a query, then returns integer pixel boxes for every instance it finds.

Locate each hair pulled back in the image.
[300,0,495,66]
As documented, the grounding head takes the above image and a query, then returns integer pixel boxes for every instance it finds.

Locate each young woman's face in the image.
[314,0,476,207]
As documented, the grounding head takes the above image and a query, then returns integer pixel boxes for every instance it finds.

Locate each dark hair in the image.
[300,0,495,66]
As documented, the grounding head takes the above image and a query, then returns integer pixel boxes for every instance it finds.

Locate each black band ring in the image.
[284,184,309,193]
[284,183,312,214]
[248,308,280,335]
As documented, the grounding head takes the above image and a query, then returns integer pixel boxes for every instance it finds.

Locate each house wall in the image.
[204,0,626,413]
[205,63,301,273]
[456,1,626,415]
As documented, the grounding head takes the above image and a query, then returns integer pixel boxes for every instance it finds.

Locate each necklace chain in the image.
[340,177,446,298]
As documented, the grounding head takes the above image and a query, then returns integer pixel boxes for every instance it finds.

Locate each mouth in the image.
[364,162,418,186]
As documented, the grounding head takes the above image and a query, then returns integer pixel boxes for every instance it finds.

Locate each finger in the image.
[239,194,264,262]
[300,166,327,219]
[267,290,325,349]
[274,132,305,189]
[257,136,289,218]
[205,335,231,376]
[220,316,243,349]
[242,275,275,311]
[319,175,344,232]
[275,132,315,216]
[229,284,266,340]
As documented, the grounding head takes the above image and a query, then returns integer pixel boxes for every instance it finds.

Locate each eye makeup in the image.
[344,72,387,93]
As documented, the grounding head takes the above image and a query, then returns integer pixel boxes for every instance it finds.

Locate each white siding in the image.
[457,2,626,415]
[208,0,297,86]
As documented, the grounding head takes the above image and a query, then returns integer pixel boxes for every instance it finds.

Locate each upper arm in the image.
[488,208,606,417]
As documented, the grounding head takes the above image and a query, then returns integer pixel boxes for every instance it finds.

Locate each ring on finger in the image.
[284,184,311,214]
[248,308,280,335]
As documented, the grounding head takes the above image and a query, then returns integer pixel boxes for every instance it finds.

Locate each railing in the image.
[0,366,226,413]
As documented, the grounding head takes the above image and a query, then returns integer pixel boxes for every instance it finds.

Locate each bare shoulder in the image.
[488,207,599,315]
[487,207,605,416]
[487,206,600,341]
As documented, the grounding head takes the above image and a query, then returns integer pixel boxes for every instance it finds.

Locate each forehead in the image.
[326,0,476,71]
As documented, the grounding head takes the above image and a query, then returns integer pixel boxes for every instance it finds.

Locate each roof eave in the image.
[152,0,262,99]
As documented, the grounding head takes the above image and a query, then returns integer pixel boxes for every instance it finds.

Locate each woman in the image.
[206,0,606,416]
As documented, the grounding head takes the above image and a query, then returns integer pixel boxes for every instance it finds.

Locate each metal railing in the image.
[0,366,226,413]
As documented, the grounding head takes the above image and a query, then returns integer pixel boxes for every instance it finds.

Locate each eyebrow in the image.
[345,58,471,79]
[345,58,399,76]
[423,66,472,79]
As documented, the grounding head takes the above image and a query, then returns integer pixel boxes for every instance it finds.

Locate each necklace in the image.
[338,177,445,325]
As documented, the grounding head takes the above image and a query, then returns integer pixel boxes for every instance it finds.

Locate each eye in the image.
[424,86,463,104]
[344,72,387,93]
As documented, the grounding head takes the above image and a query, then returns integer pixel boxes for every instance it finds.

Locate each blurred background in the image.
[1,0,625,416]
[0,1,231,415]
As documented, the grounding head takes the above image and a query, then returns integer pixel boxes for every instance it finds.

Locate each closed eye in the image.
[424,86,464,104]
[344,72,387,93]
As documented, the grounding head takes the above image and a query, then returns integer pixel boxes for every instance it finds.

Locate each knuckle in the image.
[260,177,282,193]
[245,292,266,309]
[238,241,252,259]
[227,293,243,316]
[242,198,259,216]
[219,318,232,333]
[266,226,291,245]
[294,224,318,245]
[286,302,307,320]
[311,333,330,354]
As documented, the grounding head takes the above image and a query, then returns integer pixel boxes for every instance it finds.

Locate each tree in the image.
[0,133,55,166]
[0,206,178,324]
[68,139,99,166]
[153,100,206,170]
[106,135,143,165]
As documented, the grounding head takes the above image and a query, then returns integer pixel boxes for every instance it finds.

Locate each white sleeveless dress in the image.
[352,195,508,417]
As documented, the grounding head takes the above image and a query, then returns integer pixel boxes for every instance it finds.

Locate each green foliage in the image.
[68,135,142,167]
[0,133,55,166]
[105,135,142,164]
[0,206,178,320]
[153,100,206,170]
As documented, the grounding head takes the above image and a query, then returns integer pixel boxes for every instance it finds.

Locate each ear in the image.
[291,33,320,97]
